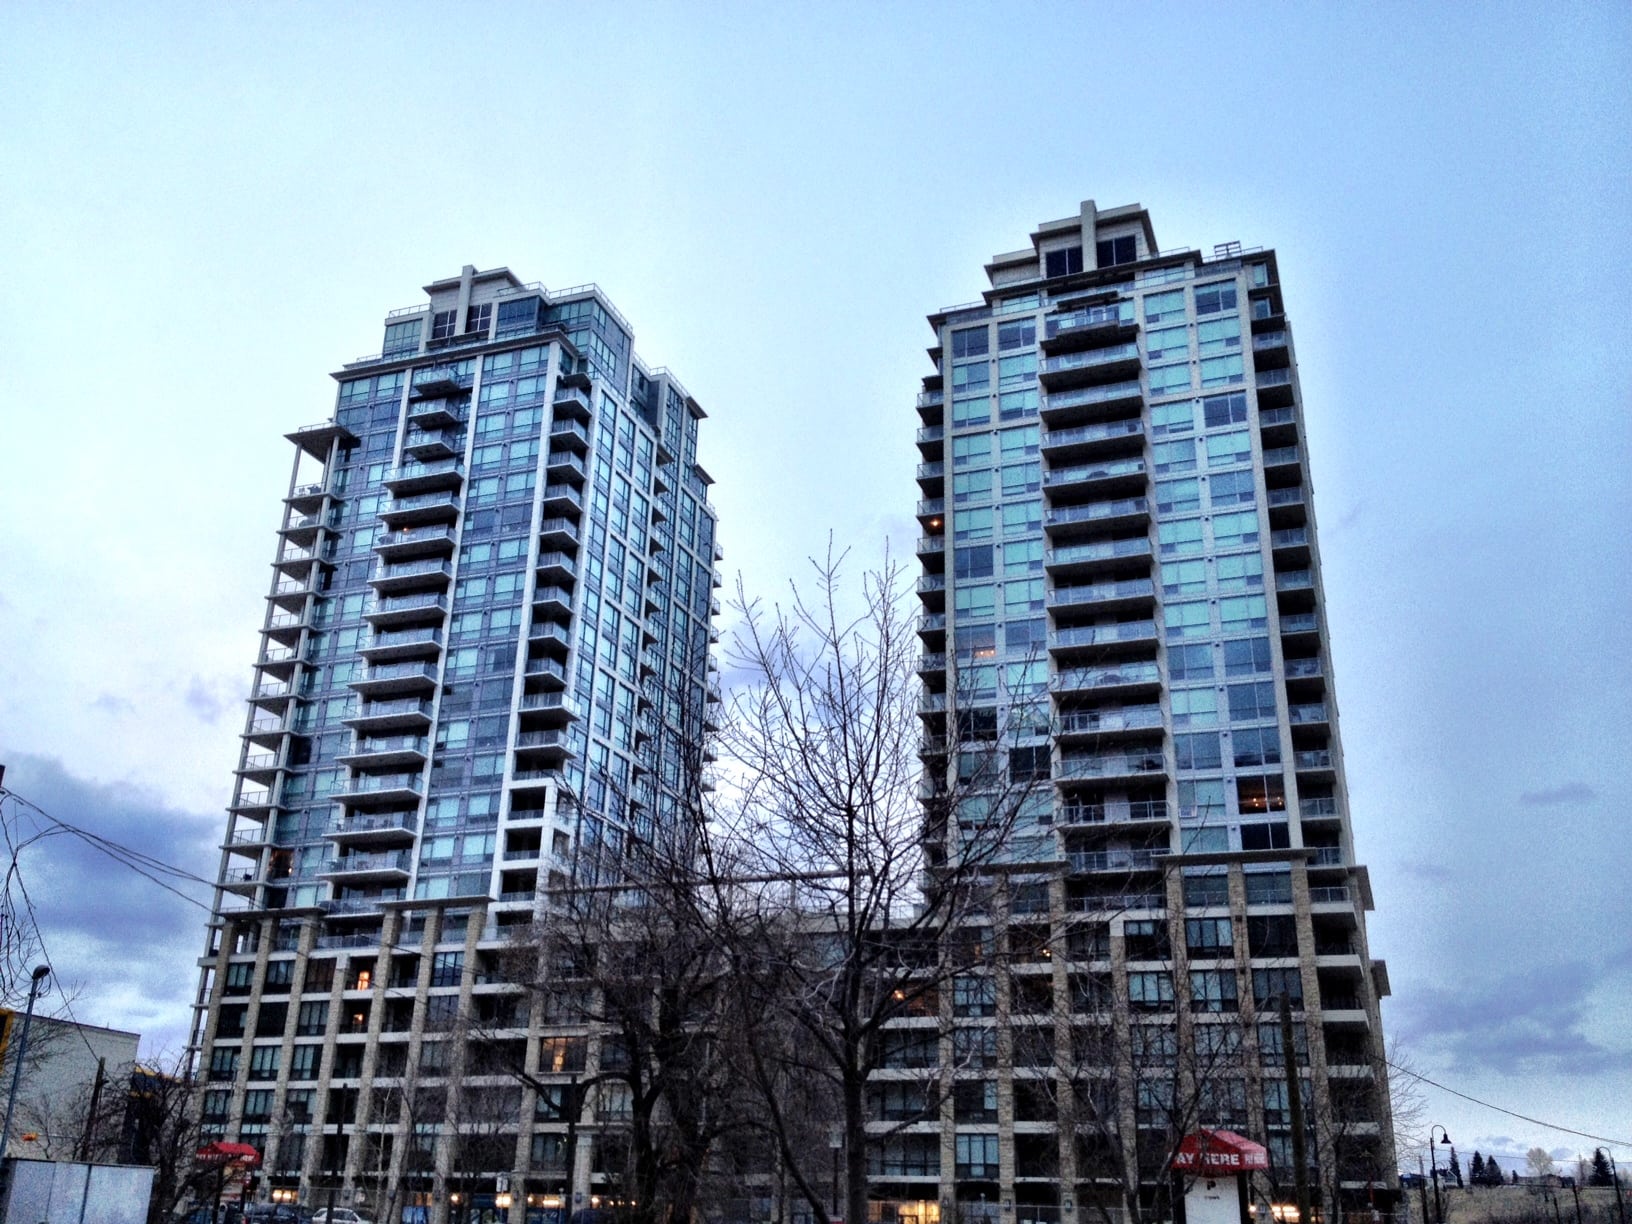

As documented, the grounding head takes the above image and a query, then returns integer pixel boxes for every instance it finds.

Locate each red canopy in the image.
[1171,1130,1269,1173]
[195,1141,262,1167]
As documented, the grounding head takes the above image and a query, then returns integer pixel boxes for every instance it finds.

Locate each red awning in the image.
[1171,1130,1269,1173]
[195,1141,262,1167]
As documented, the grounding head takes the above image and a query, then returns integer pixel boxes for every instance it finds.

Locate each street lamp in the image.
[1429,1127,1452,1224]
[1,964,51,1160]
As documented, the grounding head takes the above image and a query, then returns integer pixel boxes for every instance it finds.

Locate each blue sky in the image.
[1,1,1628,1169]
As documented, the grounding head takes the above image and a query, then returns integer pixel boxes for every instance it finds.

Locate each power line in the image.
[1389,1057,1632,1150]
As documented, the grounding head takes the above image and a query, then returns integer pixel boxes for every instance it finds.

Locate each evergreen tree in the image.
[1451,1147,1464,1188]
[1471,1153,1487,1186]
[1590,1149,1615,1187]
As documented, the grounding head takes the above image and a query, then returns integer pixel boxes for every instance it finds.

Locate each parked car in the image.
[311,1211,373,1224]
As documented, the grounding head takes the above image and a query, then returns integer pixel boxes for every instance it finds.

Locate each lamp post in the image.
[1,964,51,1160]
[1428,1128,1452,1224]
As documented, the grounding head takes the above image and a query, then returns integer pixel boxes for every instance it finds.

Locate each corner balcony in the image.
[1047,577,1155,618]
[542,481,584,515]
[278,508,333,549]
[1042,456,1148,499]
[229,787,281,820]
[349,661,439,699]
[342,696,434,734]
[266,575,316,614]
[512,768,568,796]
[405,396,465,429]
[916,573,946,610]
[1038,340,1142,391]
[524,657,568,690]
[553,385,593,419]
[549,417,591,452]
[1052,659,1162,700]
[410,367,466,398]
[1284,655,1326,699]
[1278,611,1320,652]
[1266,484,1306,528]
[529,620,572,653]
[915,460,945,496]
[1252,329,1291,372]
[320,849,412,884]
[1288,702,1331,736]
[517,691,580,725]
[374,524,457,562]
[247,677,297,714]
[234,750,284,786]
[515,729,575,765]
[916,612,946,648]
[1258,405,1299,447]
[916,534,946,559]
[1040,416,1145,464]
[1043,496,1149,541]
[532,585,574,620]
[402,426,465,463]
[263,605,316,646]
[1048,620,1159,661]
[1270,526,1310,567]
[370,557,454,596]
[283,481,333,514]
[331,770,425,808]
[538,517,580,551]
[1254,366,1295,410]
[285,418,358,462]
[366,592,449,630]
[1294,747,1336,782]
[383,459,465,498]
[360,626,444,663]
[253,642,308,684]
[327,810,419,848]
[1039,379,1143,429]
[336,734,429,770]
[1056,748,1168,787]
[378,490,462,529]
[223,822,273,852]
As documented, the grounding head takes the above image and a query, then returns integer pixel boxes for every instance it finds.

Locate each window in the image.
[1124,919,1170,960]
[1245,871,1294,905]
[383,319,422,357]
[1202,391,1249,427]
[1045,245,1084,277]
[1170,687,1218,727]
[954,1080,999,1122]
[954,583,995,620]
[1186,917,1233,956]
[953,1027,998,1068]
[952,361,990,392]
[953,470,993,504]
[1156,478,1201,514]
[1004,578,1044,616]
[1151,399,1195,435]
[1248,914,1299,956]
[1184,872,1230,907]
[1232,727,1282,768]
[1005,618,1046,656]
[1159,517,1204,557]
[998,352,1037,387]
[1212,510,1261,549]
[1003,538,1043,576]
[1002,501,1041,536]
[954,976,997,1017]
[1215,551,1263,592]
[1200,354,1245,388]
[1145,324,1189,361]
[1149,363,1193,395]
[466,302,493,334]
[998,318,1036,350]
[1132,1025,1177,1066]
[1164,601,1210,641]
[955,505,994,541]
[1001,462,1040,496]
[1153,438,1196,474]
[248,1045,280,1080]
[1174,732,1222,771]
[1161,558,1207,597]
[956,1132,1001,1178]
[1194,281,1239,315]
[882,1029,938,1068]
[296,1001,328,1036]
[999,423,1040,458]
[953,396,990,427]
[1253,966,1303,1007]
[289,1043,322,1081]
[1237,775,1287,814]
[223,962,254,996]
[1219,595,1268,634]
[1223,637,1272,676]
[1096,235,1137,266]
[1197,316,1241,355]
[951,327,989,359]
[1168,643,1214,681]
[1127,971,1175,1011]
[1144,289,1186,324]
[1228,681,1279,723]
[1206,430,1253,468]
[1189,969,1239,1013]
[431,309,457,341]
[953,434,992,469]
[998,388,1038,420]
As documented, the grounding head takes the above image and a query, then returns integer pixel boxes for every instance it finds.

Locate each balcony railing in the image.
[1059,705,1163,735]
[1046,537,1152,568]
[1045,497,1148,528]
[1048,578,1154,609]
[1041,341,1140,375]
[1042,379,1142,412]
[1056,750,1166,780]
[1043,418,1145,451]
[1051,621,1158,650]
[1289,703,1329,724]
[1059,799,1168,825]
[1043,457,1146,488]
[1054,660,1162,691]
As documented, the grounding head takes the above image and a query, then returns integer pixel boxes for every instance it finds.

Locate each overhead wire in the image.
[1388,1057,1632,1150]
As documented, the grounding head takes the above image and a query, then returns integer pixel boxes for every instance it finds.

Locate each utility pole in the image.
[0,964,51,1159]
[1608,1153,1627,1224]
[1280,994,1311,1224]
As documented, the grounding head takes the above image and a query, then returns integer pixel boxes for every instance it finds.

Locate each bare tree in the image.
[714,551,1042,1224]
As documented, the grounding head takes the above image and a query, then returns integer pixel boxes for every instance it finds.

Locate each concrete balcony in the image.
[1042,456,1147,498]
[517,692,579,725]
[350,661,439,699]
[1057,799,1169,829]
[374,524,457,562]
[538,517,580,551]
[1041,304,1136,353]
[410,367,466,398]
[1038,340,1141,391]
[364,592,449,628]
[1040,417,1145,464]
[1052,660,1162,698]
[541,481,583,514]
[337,734,429,770]
[405,396,465,429]
[331,771,425,808]
[378,490,462,528]
[285,418,358,462]
[370,558,454,596]
[1043,496,1149,540]
[360,626,444,663]
[1056,704,1164,743]
[382,459,465,497]
[321,850,412,884]
[327,810,419,848]
[1048,620,1158,661]
[1045,536,1152,580]
[1039,379,1143,429]
[342,697,434,734]
[401,427,464,463]
[1047,577,1155,617]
